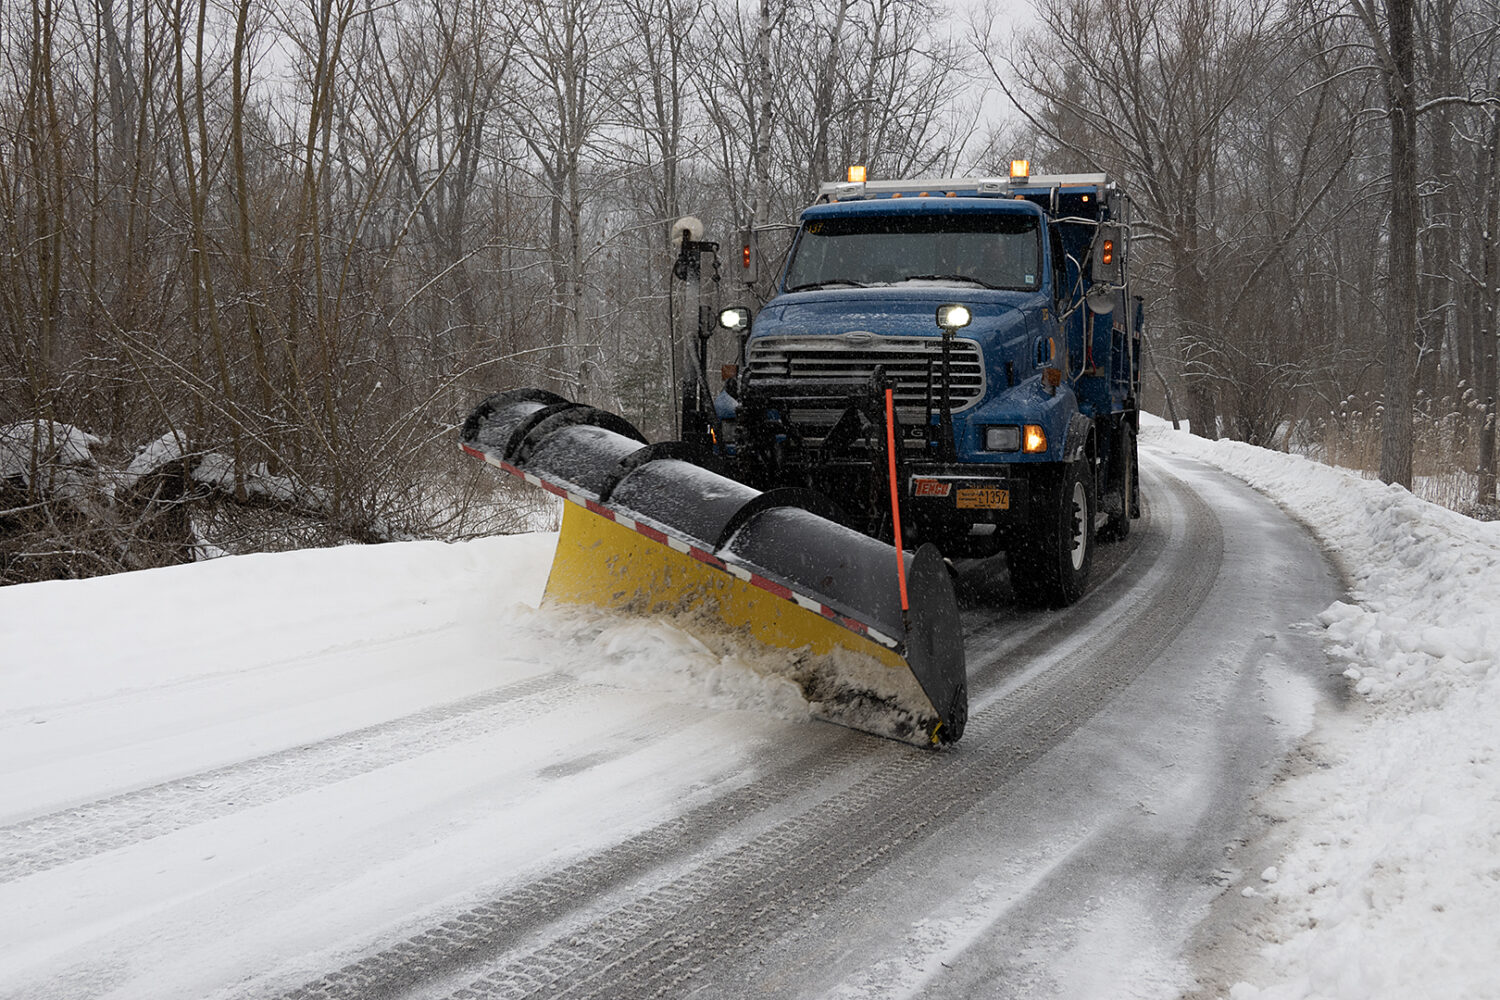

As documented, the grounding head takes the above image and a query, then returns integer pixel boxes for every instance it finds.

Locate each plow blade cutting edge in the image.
[459,389,967,746]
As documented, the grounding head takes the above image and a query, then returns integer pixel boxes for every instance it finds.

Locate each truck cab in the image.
[719,171,1142,606]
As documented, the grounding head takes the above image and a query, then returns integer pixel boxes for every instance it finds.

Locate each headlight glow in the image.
[936,303,972,330]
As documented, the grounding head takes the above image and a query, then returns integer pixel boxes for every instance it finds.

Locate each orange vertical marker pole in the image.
[885,387,910,614]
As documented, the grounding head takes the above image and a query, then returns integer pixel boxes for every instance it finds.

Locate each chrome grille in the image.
[746,334,985,435]
[747,335,985,401]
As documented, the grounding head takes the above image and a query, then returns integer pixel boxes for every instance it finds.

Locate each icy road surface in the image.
[0,445,1345,999]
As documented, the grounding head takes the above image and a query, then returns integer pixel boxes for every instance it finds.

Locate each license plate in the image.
[955,487,1009,510]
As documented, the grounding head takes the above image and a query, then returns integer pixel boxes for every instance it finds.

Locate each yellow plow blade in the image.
[460,389,967,745]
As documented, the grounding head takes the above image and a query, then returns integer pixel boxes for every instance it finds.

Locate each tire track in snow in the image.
[942,470,1152,702]
[954,466,1172,699]
[272,733,880,1000]
[0,673,572,885]
[274,462,1223,1000]
[962,462,1191,705]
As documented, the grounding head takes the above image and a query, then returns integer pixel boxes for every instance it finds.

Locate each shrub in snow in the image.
[2,423,213,583]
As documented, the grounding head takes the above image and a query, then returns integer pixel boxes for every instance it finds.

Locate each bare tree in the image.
[508,0,621,403]
[1345,0,1420,486]
[978,0,1355,439]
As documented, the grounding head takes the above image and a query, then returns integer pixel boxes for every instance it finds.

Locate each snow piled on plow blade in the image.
[459,389,967,746]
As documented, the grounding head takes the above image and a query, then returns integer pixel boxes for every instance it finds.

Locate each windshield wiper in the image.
[900,273,999,289]
[894,274,1002,289]
[786,279,869,292]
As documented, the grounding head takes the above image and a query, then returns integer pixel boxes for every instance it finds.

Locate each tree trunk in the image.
[1174,244,1219,439]
[1478,113,1499,506]
[1378,0,1418,488]
[753,0,771,234]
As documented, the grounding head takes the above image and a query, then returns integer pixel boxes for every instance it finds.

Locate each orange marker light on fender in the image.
[1023,424,1048,453]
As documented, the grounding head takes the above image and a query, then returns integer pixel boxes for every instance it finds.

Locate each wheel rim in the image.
[1069,480,1088,571]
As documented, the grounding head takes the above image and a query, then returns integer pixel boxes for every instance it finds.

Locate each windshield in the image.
[783,211,1042,292]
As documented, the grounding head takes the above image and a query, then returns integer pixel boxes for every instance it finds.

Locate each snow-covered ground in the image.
[1137,415,1500,1000]
[0,416,1495,999]
[0,534,818,998]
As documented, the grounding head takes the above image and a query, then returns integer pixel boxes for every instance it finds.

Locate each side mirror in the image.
[734,229,758,284]
[1086,223,1123,313]
[1090,223,1123,287]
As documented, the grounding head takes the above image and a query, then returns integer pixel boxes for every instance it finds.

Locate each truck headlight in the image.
[936,303,972,330]
[984,425,1021,451]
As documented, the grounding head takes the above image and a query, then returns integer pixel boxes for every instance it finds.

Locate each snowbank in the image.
[119,430,190,487]
[0,421,102,483]
[0,422,103,501]
[1141,415,1500,1000]
[0,533,559,709]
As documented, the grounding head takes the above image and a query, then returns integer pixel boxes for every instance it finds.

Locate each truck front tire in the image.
[1007,459,1095,607]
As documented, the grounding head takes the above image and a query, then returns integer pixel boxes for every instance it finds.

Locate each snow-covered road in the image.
[2,422,1494,1000]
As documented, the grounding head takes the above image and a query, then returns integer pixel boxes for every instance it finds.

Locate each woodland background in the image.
[1,0,1497,583]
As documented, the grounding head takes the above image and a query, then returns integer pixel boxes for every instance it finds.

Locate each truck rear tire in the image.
[1098,424,1135,543]
[1007,459,1095,607]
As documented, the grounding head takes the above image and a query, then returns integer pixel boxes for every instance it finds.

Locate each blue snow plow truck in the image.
[459,167,1143,746]
[713,167,1143,607]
